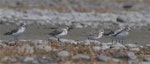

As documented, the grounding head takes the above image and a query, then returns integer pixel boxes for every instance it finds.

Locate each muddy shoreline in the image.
[1,24,150,45]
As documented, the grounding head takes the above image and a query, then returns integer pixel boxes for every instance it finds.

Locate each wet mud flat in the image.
[0,24,150,45]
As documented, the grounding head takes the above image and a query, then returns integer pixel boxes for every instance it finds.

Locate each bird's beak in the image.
[68,26,73,31]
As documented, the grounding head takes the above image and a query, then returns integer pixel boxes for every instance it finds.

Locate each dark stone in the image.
[123,4,133,9]
[116,17,125,23]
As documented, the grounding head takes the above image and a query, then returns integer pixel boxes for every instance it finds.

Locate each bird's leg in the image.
[115,39,118,44]
[13,36,18,45]
[118,39,121,43]
[58,37,60,42]
[16,35,19,42]
[121,39,124,44]
[87,38,91,41]
[124,40,128,44]
[55,36,59,42]
[88,38,90,40]
[13,36,15,41]
[111,39,114,44]
[94,39,96,42]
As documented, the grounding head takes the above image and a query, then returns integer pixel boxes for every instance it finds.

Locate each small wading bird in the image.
[86,29,104,41]
[49,26,69,42]
[4,23,26,41]
[104,26,130,44]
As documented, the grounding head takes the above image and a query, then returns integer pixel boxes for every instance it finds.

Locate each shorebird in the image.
[104,26,130,44]
[49,26,69,41]
[4,23,26,41]
[86,29,104,40]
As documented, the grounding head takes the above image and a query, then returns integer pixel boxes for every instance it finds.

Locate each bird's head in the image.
[20,23,27,27]
[123,25,131,31]
[62,25,73,31]
[63,25,69,30]
[99,29,104,34]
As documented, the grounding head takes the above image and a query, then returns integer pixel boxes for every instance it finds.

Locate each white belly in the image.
[56,30,68,37]
[88,33,103,40]
[12,27,26,36]
[109,32,129,39]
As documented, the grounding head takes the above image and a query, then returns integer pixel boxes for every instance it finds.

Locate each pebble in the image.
[35,45,52,52]
[59,39,77,45]
[0,40,2,43]
[83,40,91,45]
[31,60,39,64]
[72,22,84,28]
[111,43,126,49]
[112,58,120,62]
[97,54,111,62]
[101,43,110,50]
[23,57,34,62]
[145,44,150,47]
[144,57,150,62]
[116,17,126,23]
[1,56,17,62]
[92,46,101,51]
[36,54,58,63]
[83,40,101,45]
[130,48,140,51]
[0,42,7,47]
[4,41,16,45]
[32,40,48,45]
[92,23,100,28]
[57,50,70,57]
[125,44,138,48]
[17,44,34,54]
[127,52,137,60]
[142,62,150,64]
[72,54,90,60]
[113,50,126,58]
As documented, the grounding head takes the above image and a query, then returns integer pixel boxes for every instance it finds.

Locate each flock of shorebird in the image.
[3,23,131,44]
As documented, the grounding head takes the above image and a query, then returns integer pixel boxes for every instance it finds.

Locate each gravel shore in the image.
[0,40,149,64]
[0,9,150,27]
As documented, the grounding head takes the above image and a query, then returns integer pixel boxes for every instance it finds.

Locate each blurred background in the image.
[0,0,150,12]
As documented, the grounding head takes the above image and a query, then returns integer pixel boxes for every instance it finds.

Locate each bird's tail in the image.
[4,32,11,35]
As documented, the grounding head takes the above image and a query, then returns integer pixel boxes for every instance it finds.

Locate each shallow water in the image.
[0,24,150,44]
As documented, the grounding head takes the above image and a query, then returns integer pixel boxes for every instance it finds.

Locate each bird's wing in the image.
[103,31,114,36]
[113,28,125,36]
[114,28,122,34]
[4,28,18,35]
[87,31,98,36]
[49,29,63,36]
